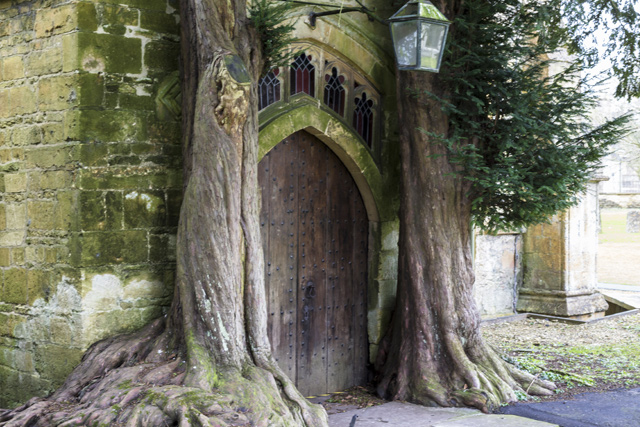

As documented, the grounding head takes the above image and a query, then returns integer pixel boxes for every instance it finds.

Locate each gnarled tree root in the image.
[0,319,327,427]
[376,330,556,414]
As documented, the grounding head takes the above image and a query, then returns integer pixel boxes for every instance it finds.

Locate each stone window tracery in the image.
[258,44,381,157]
[258,69,281,110]
[353,91,374,148]
[323,67,346,116]
[290,53,315,97]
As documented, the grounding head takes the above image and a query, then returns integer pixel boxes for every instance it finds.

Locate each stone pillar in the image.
[517,176,609,320]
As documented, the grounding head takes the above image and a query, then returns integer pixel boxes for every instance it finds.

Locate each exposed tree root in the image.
[0,318,327,427]
[376,327,556,414]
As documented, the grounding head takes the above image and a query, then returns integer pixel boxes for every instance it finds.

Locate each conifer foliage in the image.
[430,0,631,232]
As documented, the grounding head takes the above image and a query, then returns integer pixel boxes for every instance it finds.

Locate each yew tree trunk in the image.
[0,0,327,426]
[375,68,555,411]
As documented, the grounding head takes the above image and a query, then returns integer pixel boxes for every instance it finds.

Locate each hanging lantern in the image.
[389,0,451,72]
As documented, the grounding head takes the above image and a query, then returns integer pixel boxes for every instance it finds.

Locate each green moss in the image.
[78,169,149,190]
[143,389,169,406]
[0,365,50,409]
[185,331,224,388]
[77,2,99,31]
[109,155,143,166]
[130,143,157,156]
[77,33,142,74]
[140,11,179,34]
[119,93,155,111]
[80,143,108,167]
[117,379,133,390]
[147,170,181,189]
[105,191,124,230]
[34,345,83,384]
[149,234,171,262]
[68,110,147,144]
[94,0,168,12]
[108,143,131,156]
[78,73,104,107]
[2,269,27,305]
[100,4,138,26]
[27,270,50,304]
[123,191,165,228]
[144,40,179,72]
[79,191,105,231]
[73,230,147,266]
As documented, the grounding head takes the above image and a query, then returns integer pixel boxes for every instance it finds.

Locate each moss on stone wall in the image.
[0,0,181,408]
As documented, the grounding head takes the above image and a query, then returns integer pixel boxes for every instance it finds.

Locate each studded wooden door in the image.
[259,130,369,396]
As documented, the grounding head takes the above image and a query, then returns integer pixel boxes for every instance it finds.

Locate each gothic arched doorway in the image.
[258,130,369,396]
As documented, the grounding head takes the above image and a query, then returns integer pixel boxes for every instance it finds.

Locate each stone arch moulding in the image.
[258,42,385,162]
[258,104,384,223]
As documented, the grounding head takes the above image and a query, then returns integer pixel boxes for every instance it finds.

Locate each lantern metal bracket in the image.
[277,0,387,28]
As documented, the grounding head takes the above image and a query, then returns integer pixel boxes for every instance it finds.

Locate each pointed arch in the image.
[259,104,385,222]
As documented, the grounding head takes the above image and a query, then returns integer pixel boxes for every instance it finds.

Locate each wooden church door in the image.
[258,130,369,396]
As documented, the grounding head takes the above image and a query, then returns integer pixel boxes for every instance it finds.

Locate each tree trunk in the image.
[374,68,555,412]
[0,0,327,426]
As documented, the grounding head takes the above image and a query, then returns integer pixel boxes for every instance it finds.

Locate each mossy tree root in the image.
[0,317,326,427]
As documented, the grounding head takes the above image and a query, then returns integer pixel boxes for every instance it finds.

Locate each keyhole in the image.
[305,281,316,298]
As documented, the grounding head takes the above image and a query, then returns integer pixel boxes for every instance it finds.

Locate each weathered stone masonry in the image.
[0,0,181,407]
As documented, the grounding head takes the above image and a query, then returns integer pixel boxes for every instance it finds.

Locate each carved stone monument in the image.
[517,176,609,320]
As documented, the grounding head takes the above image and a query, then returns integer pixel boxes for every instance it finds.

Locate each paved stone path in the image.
[326,401,557,426]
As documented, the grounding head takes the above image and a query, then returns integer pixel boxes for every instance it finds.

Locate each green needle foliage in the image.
[429,0,633,232]
[249,0,297,75]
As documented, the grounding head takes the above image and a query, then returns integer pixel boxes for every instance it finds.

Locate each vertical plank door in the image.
[259,130,368,396]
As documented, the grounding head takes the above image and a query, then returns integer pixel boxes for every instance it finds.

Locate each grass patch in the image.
[599,209,640,244]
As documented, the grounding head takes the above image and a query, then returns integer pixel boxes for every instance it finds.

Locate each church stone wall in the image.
[0,0,181,408]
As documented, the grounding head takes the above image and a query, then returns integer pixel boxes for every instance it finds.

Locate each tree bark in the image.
[375,66,555,413]
[0,0,327,426]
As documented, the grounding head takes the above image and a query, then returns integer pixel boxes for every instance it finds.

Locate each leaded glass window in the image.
[290,53,315,97]
[353,92,374,147]
[258,69,281,111]
[323,67,346,116]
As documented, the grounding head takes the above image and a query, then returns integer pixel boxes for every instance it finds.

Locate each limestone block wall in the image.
[0,0,181,408]
[473,232,522,318]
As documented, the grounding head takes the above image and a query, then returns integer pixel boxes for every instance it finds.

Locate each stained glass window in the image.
[290,53,315,97]
[258,69,281,110]
[323,67,346,116]
[353,92,374,147]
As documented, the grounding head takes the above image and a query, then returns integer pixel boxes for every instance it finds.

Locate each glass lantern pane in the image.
[391,21,418,67]
[420,23,446,70]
